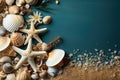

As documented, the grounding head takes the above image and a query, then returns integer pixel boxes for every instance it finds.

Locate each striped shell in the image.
[11,32,25,47]
[3,14,24,32]
[0,36,10,51]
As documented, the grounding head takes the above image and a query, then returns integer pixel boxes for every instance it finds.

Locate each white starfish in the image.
[12,38,47,72]
[20,21,47,45]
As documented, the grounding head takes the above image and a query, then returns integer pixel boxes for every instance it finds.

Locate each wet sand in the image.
[51,65,120,80]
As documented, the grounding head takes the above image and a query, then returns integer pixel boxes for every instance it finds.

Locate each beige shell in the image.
[10,32,25,47]
[43,16,52,24]
[46,49,65,67]
[0,56,12,64]
[16,68,31,80]
[9,5,20,14]
[6,0,14,5]
[0,36,10,51]
[3,14,24,32]
[16,0,25,6]
[5,73,15,80]
[25,0,38,5]
[2,63,14,73]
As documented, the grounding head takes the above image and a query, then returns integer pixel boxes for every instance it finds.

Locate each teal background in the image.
[29,0,120,53]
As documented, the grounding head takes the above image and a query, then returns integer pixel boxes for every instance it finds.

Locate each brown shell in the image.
[10,32,25,47]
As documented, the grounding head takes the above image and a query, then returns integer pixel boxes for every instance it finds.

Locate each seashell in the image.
[31,73,39,80]
[2,63,14,73]
[5,0,14,5]
[0,71,7,78]
[25,0,38,5]
[16,0,25,6]
[42,16,52,24]
[10,32,25,47]
[5,73,15,80]
[39,70,47,78]
[0,0,7,13]
[47,67,58,77]
[46,49,65,67]
[9,5,20,14]
[0,36,10,51]
[16,68,31,80]
[0,26,6,36]
[0,56,12,64]
[3,14,24,32]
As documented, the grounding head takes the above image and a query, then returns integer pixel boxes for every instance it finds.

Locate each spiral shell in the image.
[2,63,14,73]
[9,5,20,14]
[10,32,25,47]
[0,36,10,51]
[3,14,24,32]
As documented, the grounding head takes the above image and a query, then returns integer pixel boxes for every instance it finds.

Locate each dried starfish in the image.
[20,21,47,45]
[12,38,47,72]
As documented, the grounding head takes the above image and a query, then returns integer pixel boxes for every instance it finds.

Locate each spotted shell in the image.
[10,32,25,47]
[46,49,65,67]
[2,63,14,73]
[3,14,24,32]
[25,0,38,5]
[0,36,10,51]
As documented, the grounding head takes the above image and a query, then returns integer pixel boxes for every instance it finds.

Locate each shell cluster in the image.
[0,0,64,80]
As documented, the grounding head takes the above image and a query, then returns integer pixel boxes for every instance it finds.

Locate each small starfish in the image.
[20,21,47,45]
[12,38,47,72]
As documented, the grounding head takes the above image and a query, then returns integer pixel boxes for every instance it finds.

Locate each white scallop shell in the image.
[46,49,65,67]
[3,14,24,32]
[0,26,6,36]
[0,36,10,51]
[6,0,14,5]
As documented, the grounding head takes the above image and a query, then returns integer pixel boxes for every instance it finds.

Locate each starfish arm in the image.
[12,46,24,55]
[20,29,29,33]
[30,21,35,31]
[26,38,32,52]
[28,57,37,72]
[33,34,42,43]
[15,56,27,69]
[30,51,47,56]
[35,28,47,34]
[24,34,32,45]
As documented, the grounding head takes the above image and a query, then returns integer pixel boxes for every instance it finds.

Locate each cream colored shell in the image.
[10,32,25,47]
[46,49,65,67]
[0,36,10,51]
[3,14,24,32]
[9,5,20,14]
[6,0,14,5]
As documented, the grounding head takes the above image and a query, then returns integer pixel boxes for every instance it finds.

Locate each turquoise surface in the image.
[27,0,120,54]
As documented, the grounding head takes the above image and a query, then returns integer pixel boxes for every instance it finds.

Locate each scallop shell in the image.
[46,49,65,67]
[11,32,25,47]
[5,0,14,5]
[9,5,20,14]
[25,0,38,5]
[2,63,14,73]
[16,0,25,6]
[0,26,6,36]
[0,36,10,51]
[5,73,15,80]
[43,16,52,24]
[0,56,12,64]
[3,14,24,32]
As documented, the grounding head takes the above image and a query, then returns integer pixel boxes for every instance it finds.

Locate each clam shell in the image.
[0,36,10,51]
[0,56,12,64]
[2,63,14,73]
[46,49,65,67]
[3,14,24,32]
[43,16,52,24]
[25,0,38,5]
[11,32,25,47]
[6,0,14,5]
[0,26,6,36]
[5,73,15,80]
[9,5,20,14]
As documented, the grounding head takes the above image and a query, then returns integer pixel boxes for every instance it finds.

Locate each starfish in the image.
[20,21,47,45]
[12,38,47,72]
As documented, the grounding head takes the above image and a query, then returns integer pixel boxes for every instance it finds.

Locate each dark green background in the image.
[32,0,120,53]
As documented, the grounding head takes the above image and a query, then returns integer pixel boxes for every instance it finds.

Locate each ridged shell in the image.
[5,73,15,80]
[0,36,10,51]
[0,26,6,36]
[11,32,25,47]
[25,0,38,5]
[0,56,12,64]
[3,14,24,32]
[2,63,14,73]
[46,49,65,67]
